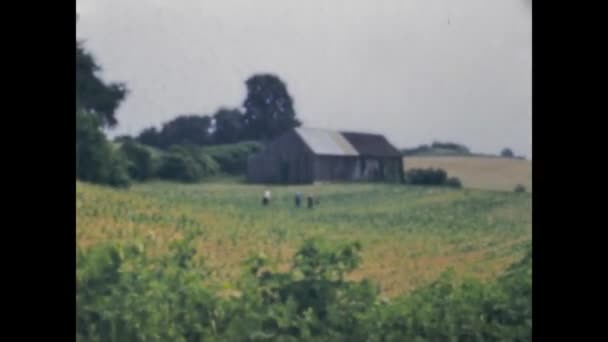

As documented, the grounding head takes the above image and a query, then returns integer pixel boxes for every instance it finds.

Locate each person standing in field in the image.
[294,192,302,207]
[307,194,314,209]
[262,189,271,206]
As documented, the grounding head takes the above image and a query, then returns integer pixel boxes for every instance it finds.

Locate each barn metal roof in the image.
[295,127,359,156]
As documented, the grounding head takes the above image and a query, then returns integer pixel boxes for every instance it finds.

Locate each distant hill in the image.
[401,142,526,160]
[402,142,470,156]
[403,156,531,192]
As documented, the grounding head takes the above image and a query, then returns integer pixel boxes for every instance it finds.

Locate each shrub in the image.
[403,168,463,189]
[403,168,447,185]
[187,148,221,176]
[227,239,378,340]
[119,140,155,181]
[76,232,219,342]
[106,149,131,187]
[155,145,220,182]
[157,152,202,183]
[76,235,532,341]
[201,141,261,174]
[501,148,515,158]
[171,144,220,176]
[360,248,531,341]
[445,177,463,188]
[514,184,526,193]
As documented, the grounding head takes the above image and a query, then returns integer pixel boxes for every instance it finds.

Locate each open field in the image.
[404,156,532,192]
[76,180,531,297]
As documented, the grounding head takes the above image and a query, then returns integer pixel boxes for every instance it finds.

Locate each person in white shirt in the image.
[262,189,271,206]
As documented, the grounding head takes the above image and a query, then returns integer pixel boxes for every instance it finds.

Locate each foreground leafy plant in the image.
[77,233,531,342]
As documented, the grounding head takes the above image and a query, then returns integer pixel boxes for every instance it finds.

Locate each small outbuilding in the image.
[246,127,403,184]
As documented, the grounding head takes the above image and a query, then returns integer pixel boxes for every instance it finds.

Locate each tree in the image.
[76,41,128,128]
[242,74,300,141]
[501,148,515,158]
[431,141,470,154]
[76,110,107,181]
[75,31,131,187]
[158,115,213,148]
[76,110,130,187]
[212,108,245,144]
[136,127,162,148]
[120,141,155,181]
[137,115,214,149]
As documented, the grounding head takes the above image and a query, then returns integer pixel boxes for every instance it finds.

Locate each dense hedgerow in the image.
[403,168,463,188]
[201,141,261,175]
[119,140,156,181]
[156,145,220,183]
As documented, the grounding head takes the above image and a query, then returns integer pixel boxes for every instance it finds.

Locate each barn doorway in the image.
[280,160,290,183]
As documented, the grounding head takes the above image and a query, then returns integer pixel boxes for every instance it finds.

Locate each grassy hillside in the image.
[404,156,532,192]
[76,180,531,297]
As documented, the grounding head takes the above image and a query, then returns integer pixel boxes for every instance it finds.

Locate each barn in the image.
[246,127,403,184]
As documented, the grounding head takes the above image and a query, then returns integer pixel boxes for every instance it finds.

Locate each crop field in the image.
[76,180,531,297]
[404,156,532,192]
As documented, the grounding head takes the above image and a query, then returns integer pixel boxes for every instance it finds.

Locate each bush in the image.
[514,184,526,193]
[76,235,531,341]
[119,140,155,181]
[196,153,221,175]
[501,148,515,158]
[76,110,130,188]
[106,149,131,187]
[155,145,220,183]
[201,141,261,174]
[187,148,221,176]
[403,168,463,189]
[76,232,219,342]
[157,152,202,183]
[403,168,447,185]
[445,177,462,188]
[171,144,220,176]
[363,256,531,341]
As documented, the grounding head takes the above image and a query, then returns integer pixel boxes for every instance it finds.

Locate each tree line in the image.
[402,142,525,159]
[76,36,301,187]
[133,72,300,149]
[77,33,525,189]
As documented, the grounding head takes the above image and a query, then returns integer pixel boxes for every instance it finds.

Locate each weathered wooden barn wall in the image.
[313,156,360,181]
[246,131,314,183]
[311,156,403,182]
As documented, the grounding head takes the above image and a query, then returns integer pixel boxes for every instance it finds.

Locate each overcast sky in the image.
[76,0,531,157]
